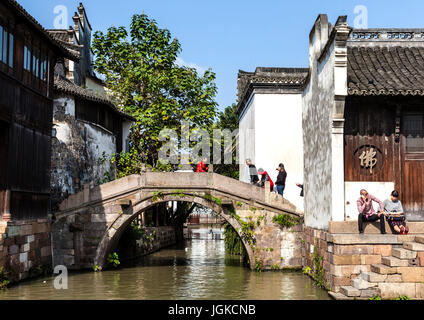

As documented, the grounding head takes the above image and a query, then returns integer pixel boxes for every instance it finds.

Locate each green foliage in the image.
[152,191,164,202]
[369,295,382,300]
[394,296,411,300]
[223,222,246,256]
[121,222,145,245]
[302,266,312,275]
[254,258,263,273]
[106,252,121,268]
[240,217,256,247]
[28,264,52,279]
[236,201,243,207]
[171,190,188,198]
[311,246,328,290]
[0,267,10,290]
[250,207,257,212]
[203,193,222,206]
[93,265,102,272]
[256,215,264,226]
[271,264,280,271]
[92,13,218,169]
[212,103,239,179]
[272,214,301,229]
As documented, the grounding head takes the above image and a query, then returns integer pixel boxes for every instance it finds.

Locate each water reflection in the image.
[0,228,330,300]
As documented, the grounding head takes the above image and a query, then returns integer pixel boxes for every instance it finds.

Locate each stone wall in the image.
[117,226,177,261]
[303,225,424,298]
[0,219,51,282]
[51,94,116,211]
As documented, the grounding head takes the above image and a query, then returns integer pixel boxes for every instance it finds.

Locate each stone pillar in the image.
[141,211,146,226]
[331,118,345,221]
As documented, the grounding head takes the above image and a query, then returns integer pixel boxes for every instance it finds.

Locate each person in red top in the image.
[257,168,274,192]
[196,157,209,172]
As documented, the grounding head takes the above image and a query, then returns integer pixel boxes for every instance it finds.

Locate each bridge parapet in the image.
[58,173,303,217]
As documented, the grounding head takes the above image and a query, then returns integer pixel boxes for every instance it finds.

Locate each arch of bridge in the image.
[93,193,256,269]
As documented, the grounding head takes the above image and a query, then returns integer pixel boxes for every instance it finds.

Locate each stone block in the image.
[373,245,392,256]
[392,248,417,259]
[15,235,27,245]
[386,274,402,283]
[19,252,28,263]
[352,277,377,290]
[7,226,20,237]
[397,267,424,282]
[361,271,387,282]
[360,288,380,298]
[382,256,409,267]
[416,283,424,299]
[415,236,424,244]
[378,283,416,299]
[9,244,19,255]
[330,275,351,287]
[340,286,361,297]
[333,244,374,255]
[19,225,33,236]
[330,254,361,265]
[20,243,30,253]
[33,223,49,234]
[329,234,400,245]
[417,252,424,267]
[370,264,397,274]
[41,246,51,257]
[63,255,75,266]
[27,235,35,243]
[361,255,382,265]
[403,242,424,251]
[330,264,370,277]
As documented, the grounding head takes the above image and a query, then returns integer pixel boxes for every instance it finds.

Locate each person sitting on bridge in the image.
[357,189,386,234]
[257,168,274,192]
[246,159,259,186]
[383,190,409,235]
[196,157,209,172]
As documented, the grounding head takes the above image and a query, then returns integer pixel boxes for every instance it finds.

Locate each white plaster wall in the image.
[54,96,75,116]
[344,181,395,221]
[122,120,133,153]
[239,95,256,183]
[85,78,106,97]
[83,122,116,184]
[253,93,304,210]
[302,33,335,230]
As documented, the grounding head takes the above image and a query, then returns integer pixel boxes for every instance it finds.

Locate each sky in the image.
[17,0,424,112]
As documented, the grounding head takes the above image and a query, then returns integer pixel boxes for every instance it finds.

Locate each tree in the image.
[213,103,239,179]
[92,14,218,170]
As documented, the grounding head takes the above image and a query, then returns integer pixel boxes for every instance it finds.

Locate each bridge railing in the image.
[58,172,303,216]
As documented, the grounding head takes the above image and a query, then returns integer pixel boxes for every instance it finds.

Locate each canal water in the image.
[0,228,330,300]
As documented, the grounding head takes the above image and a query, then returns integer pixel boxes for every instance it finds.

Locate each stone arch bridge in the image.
[52,172,304,271]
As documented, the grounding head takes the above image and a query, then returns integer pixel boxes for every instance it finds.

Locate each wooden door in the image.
[401,113,424,220]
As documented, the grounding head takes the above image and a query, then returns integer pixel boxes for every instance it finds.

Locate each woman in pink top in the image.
[357,189,386,234]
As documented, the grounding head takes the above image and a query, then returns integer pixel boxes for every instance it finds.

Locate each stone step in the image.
[415,236,424,245]
[359,288,380,298]
[328,291,354,300]
[392,247,417,259]
[328,221,424,234]
[351,277,378,289]
[382,256,409,267]
[361,271,387,282]
[371,264,398,275]
[403,242,424,252]
[340,286,361,297]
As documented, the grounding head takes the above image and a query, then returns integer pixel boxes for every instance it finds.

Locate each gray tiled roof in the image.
[54,75,135,121]
[348,46,424,96]
[4,0,79,61]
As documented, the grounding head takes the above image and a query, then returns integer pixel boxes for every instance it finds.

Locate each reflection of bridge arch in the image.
[94,193,255,269]
[53,173,303,271]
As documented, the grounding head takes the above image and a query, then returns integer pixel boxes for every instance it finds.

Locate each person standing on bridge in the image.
[245,159,259,186]
[275,163,287,196]
[196,157,209,172]
[257,168,274,192]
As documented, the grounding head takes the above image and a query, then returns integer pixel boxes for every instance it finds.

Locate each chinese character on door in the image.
[359,148,377,174]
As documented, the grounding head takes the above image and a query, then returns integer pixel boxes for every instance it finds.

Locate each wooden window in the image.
[32,47,40,78]
[24,44,31,71]
[403,114,424,152]
[0,25,14,67]
[40,48,47,81]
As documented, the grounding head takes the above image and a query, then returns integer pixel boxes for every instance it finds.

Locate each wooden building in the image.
[0,0,78,221]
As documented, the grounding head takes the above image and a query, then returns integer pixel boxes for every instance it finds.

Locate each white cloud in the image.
[175,57,207,75]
